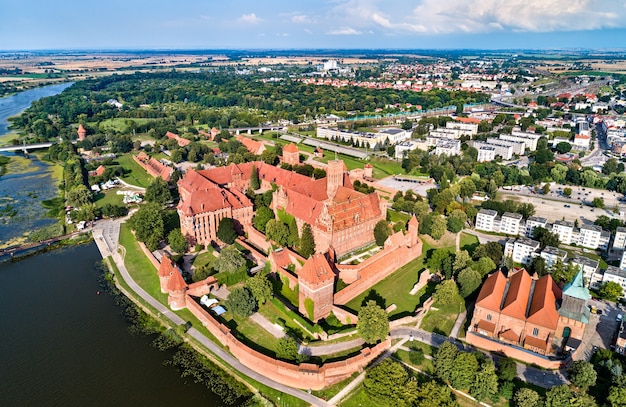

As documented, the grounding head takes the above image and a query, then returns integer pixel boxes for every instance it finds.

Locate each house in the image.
[77,124,87,141]
[472,141,513,160]
[476,209,498,232]
[433,139,461,157]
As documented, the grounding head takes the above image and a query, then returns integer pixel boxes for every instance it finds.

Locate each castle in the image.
[177,159,386,257]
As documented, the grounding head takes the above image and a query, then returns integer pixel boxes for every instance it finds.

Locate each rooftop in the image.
[478,208,498,217]
[571,256,599,269]
[528,216,547,224]
[605,265,626,279]
[516,237,540,249]
[502,212,523,220]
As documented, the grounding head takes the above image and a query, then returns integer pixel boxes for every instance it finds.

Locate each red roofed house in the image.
[282,143,300,166]
[77,124,87,141]
[467,268,590,365]
[89,165,106,177]
[237,135,266,155]
[166,131,191,148]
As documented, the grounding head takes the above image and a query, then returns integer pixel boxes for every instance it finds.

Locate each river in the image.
[0,243,226,406]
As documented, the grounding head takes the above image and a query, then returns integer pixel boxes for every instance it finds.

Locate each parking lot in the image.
[576,299,624,361]
[376,176,436,197]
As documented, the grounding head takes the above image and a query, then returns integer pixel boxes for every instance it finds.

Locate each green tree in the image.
[458,267,482,298]
[217,217,237,244]
[374,219,391,246]
[530,256,548,276]
[428,248,451,274]
[556,142,572,154]
[66,184,93,207]
[533,226,561,249]
[608,386,626,407]
[128,202,165,251]
[244,273,273,305]
[475,257,497,277]
[265,219,289,246]
[542,183,551,195]
[299,223,315,258]
[145,177,172,205]
[497,357,518,382]
[434,279,459,306]
[250,165,260,190]
[364,359,417,407]
[357,300,389,344]
[214,246,246,274]
[563,187,573,197]
[253,206,274,233]
[447,209,468,233]
[434,341,459,383]
[473,242,503,264]
[275,336,299,361]
[450,352,479,390]
[415,381,459,407]
[224,287,256,318]
[514,388,541,407]
[544,385,573,407]
[592,197,605,208]
[168,228,188,254]
[453,250,472,273]
[430,214,447,240]
[470,361,499,402]
[599,281,624,302]
[568,361,597,391]
[401,119,413,130]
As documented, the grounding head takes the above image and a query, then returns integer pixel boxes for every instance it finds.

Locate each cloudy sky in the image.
[1,0,626,50]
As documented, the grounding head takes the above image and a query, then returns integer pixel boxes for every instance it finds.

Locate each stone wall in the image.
[332,306,359,325]
[185,294,390,390]
[246,227,272,254]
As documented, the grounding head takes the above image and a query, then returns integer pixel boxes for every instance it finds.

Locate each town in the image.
[3,49,626,407]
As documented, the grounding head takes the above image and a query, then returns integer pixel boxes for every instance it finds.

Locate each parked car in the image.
[617,314,623,322]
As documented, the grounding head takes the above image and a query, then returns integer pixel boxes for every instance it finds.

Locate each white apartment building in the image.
[551,220,576,245]
[578,224,610,251]
[570,256,600,289]
[472,140,513,160]
[429,128,466,139]
[540,246,567,269]
[503,131,541,151]
[500,212,523,235]
[603,266,626,296]
[511,237,541,265]
[476,146,496,162]
[526,216,548,238]
[433,139,461,157]
[613,227,626,252]
[489,138,526,156]
[445,121,478,135]
[620,250,626,270]
[378,128,412,144]
[316,127,387,148]
[476,209,498,232]
[395,140,428,159]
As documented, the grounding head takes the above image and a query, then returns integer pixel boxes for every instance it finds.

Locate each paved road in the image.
[300,338,365,357]
[94,223,331,407]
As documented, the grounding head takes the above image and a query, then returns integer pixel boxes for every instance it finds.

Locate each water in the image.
[0,243,226,406]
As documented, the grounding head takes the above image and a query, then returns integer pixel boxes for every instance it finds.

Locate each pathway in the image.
[462,229,507,244]
[94,222,331,407]
[455,231,461,252]
[300,338,365,357]
[250,313,285,339]
[115,176,147,192]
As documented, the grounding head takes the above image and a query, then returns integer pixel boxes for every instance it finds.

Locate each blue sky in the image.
[1,0,626,50]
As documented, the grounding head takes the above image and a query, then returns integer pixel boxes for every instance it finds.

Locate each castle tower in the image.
[158,256,176,293]
[283,143,300,166]
[407,215,419,248]
[363,163,373,179]
[556,270,591,344]
[326,159,344,200]
[77,124,87,141]
[298,253,335,322]
[166,268,188,311]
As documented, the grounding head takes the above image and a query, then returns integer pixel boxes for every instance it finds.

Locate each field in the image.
[93,190,124,208]
[115,154,153,188]
[94,118,156,134]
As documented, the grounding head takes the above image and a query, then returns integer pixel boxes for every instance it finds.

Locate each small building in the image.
[540,246,567,269]
[511,237,541,265]
[476,209,498,232]
[526,216,548,238]
[77,124,87,141]
[476,146,496,163]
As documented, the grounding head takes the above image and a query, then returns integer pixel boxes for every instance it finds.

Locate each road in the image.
[93,221,331,407]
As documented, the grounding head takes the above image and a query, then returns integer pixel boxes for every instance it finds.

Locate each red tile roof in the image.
[299,253,335,286]
[166,267,187,292]
[501,269,532,320]
[477,319,496,334]
[158,256,176,277]
[499,329,520,343]
[95,165,106,176]
[166,131,190,147]
[237,135,265,155]
[284,143,299,153]
[524,335,548,352]
[527,275,562,329]
[475,271,507,312]
[178,184,251,216]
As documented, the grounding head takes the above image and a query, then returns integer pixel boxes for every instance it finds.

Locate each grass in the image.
[95,118,155,133]
[387,209,411,224]
[343,240,434,318]
[192,250,217,269]
[339,386,372,407]
[115,154,154,188]
[394,349,434,374]
[0,130,20,145]
[459,232,480,255]
[93,190,124,208]
[420,293,465,336]
[258,300,315,341]
[221,311,281,355]
[312,373,358,400]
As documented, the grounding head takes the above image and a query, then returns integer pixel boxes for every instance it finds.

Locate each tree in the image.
[428,248,451,274]
[168,228,188,254]
[434,279,459,306]
[603,158,620,175]
[374,220,391,246]
[430,214,447,240]
[287,218,299,248]
[415,381,458,407]
[563,187,572,197]
[568,360,597,391]
[299,223,316,258]
[556,142,572,154]
[434,341,458,383]
[145,177,172,205]
[608,386,626,407]
[447,210,467,233]
[514,388,541,407]
[450,351,479,390]
[599,281,624,302]
[517,203,536,219]
[364,359,417,407]
[217,217,237,244]
[473,242,503,264]
[66,184,92,207]
[265,219,289,247]
[542,183,551,195]
[458,267,482,298]
[224,287,256,318]
[592,197,605,208]
[530,256,548,276]
[497,357,518,382]
[470,361,499,402]
[357,300,389,344]
[275,336,299,361]
[453,250,472,273]
[128,203,165,251]
[214,246,246,274]
[244,273,273,305]
[250,165,260,190]
[544,384,572,407]
[252,206,274,233]
[533,226,561,249]
[475,257,496,277]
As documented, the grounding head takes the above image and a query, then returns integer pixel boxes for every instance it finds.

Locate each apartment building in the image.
[526,216,548,238]
[446,121,478,135]
[511,237,541,265]
[540,246,567,269]
[578,224,610,251]
[570,256,600,289]
[552,220,576,245]
[613,227,626,252]
[476,146,496,162]
[489,138,526,156]
[603,266,626,295]
[501,131,541,151]
[500,212,523,235]
[476,209,498,232]
[471,140,513,160]
[434,139,461,157]
[378,128,411,144]
[394,140,428,159]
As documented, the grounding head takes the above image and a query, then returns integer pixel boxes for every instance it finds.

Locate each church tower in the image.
[326,158,344,200]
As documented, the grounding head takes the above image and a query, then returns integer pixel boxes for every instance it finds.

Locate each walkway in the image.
[250,313,285,339]
[462,229,507,244]
[94,223,331,407]
[115,176,147,192]
[300,338,365,357]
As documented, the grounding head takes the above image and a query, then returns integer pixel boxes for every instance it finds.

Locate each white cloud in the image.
[291,14,313,24]
[327,27,362,35]
[239,13,262,24]
[304,28,313,34]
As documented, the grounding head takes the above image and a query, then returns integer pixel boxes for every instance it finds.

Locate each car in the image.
[617,314,623,322]
[591,209,595,212]
[597,309,603,315]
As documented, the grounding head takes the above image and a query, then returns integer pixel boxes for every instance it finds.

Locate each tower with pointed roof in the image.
[283,143,300,166]
[77,124,87,141]
[556,270,590,347]
[298,253,335,322]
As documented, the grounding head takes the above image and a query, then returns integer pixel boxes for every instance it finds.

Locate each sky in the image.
[2,0,626,50]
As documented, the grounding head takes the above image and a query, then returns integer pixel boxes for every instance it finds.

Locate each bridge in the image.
[0,142,54,153]
[226,125,287,135]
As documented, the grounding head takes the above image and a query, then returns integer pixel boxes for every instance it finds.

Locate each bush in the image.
[408,349,425,365]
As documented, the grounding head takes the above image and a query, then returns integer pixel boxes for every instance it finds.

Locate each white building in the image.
[613,227,626,252]
[433,139,461,157]
[603,266,626,296]
[445,121,478,135]
[476,146,496,162]
[620,250,626,270]
[395,140,427,159]
[578,225,607,250]
[570,256,600,289]
[500,212,523,235]
[526,216,548,238]
[511,237,541,265]
[551,220,576,245]
[472,140,513,160]
[379,128,411,144]
[476,209,498,232]
[540,246,567,269]
[429,128,466,139]
[502,131,541,151]
[489,138,526,156]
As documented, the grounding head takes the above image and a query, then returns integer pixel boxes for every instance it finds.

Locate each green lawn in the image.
[343,241,434,318]
[257,300,315,341]
[115,154,154,188]
[387,209,411,224]
[220,311,281,355]
[420,293,465,336]
[96,118,155,133]
[93,190,124,208]
[192,250,217,269]
[394,349,434,374]
[459,233,480,255]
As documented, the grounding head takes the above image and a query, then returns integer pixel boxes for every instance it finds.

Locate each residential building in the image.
[552,220,575,245]
[603,266,626,295]
[540,246,567,269]
[488,138,526,156]
[472,140,513,160]
[500,212,523,235]
[526,216,548,238]
[621,250,626,270]
[570,256,600,289]
[476,146,496,162]
[433,139,461,157]
[613,227,626,252]
[501,132,541,151]
[166,131,191,148]
[578,224,609,251]
[511,237,541,265]
[395,140,428,159]
[378,128,411,144]
[476,209,498,232]
[445,120,478,135]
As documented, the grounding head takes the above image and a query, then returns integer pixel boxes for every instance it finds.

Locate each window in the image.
[486,314,492,321]
[532,328,539,337]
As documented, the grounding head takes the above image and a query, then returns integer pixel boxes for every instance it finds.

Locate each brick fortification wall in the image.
[246,228,273,254]
[186,294,390,390]
[333,239,423,305]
